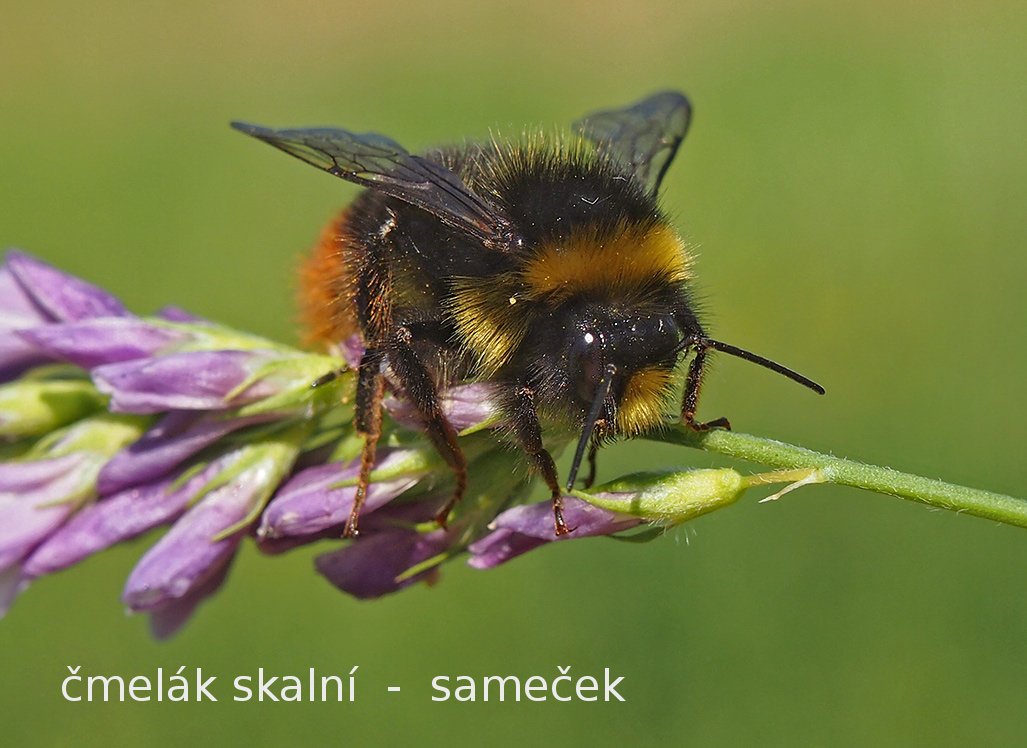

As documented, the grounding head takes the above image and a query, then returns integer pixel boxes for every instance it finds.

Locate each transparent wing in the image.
[573,91,692,194]
[231,122,510,247]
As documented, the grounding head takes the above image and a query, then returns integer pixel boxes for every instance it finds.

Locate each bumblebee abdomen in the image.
[298,208,360,347]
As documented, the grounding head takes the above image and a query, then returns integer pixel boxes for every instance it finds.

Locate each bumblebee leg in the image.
[681,343,731,432]
[310,367,347,389]
[387,328,466,529]
[346,347,386,537]
[582,440,600,490]
[510,386,574,536]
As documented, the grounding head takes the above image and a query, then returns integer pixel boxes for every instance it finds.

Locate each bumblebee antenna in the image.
[567,363,617,491]
[703,338,825,394]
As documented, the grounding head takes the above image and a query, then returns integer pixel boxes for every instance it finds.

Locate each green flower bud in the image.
[0,378,106,438]
[581,468,747,525]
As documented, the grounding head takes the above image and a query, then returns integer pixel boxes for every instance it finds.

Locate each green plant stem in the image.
[652,426,1027,529]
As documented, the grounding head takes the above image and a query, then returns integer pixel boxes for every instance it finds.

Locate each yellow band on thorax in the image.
[521,223,691,301]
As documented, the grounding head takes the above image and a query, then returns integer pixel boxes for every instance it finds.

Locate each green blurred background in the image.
[2,0,1025,745]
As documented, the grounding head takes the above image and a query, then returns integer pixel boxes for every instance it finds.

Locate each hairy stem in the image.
[652,426,1027,529]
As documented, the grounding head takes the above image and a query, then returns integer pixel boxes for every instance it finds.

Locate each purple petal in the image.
[258,450,420,538]
[0,263,54,379]
[0,453,84,493]
[443,383,501,430]
[0,334,51,382]
[339,335,363,369]
[19,318,189,369]
[385,382,498,432]
[122,463,261,611]
[93,349,278,413]
[23,468,210,578]
[147,554,234,640]
[357,494,447,529]
[0,564,26,617]
[5,250,127,322]
[257,493,447,555]
[315,527,452,599]
[156,306,205,323]
[256,526,342,555]
[491,496,640,540]
[0,454,90,569]
[0,260,47,324]
[466,528,547,570]
[98,411,274,495]
[466,497,641,570]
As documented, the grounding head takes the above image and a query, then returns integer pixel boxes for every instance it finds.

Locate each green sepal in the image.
[25,412,149,461]
[141,318,298,355]
[225,355,349,416]
[13,413,149,509]
[205,420,314,540]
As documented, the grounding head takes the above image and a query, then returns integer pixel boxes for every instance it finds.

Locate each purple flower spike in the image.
[22,467,212,578]
[0,453,91,570]
[315,527,452,599]
[258,449,422,539]
[97,411,274,495]
[93,349,278,414]
[5,250,127,322]
[19,318,189,370]
[467,497,641,570]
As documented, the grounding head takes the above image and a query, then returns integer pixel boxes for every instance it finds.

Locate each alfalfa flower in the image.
[257,447,437,540]
[122,421,311,637]
[0,412,146,610]
[4,248,1004,638]
[0,250,127,378]
[469,468,747,569]
[0,249,795,633]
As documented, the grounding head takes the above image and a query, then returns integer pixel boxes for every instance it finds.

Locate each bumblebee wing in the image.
[231,122,509,246]
[573,91,692,194]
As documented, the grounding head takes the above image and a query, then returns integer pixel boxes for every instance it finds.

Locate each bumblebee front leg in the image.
[510,386,573,536]
[347,346,387,537]
[681,341,731,432]
[387,327,467,529]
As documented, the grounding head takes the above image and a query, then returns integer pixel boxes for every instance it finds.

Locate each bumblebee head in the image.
[566,307,680,409]
[558,303,826,492]
[549,303,684,437]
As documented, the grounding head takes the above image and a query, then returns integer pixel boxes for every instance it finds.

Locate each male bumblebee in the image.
[232,91,824,538]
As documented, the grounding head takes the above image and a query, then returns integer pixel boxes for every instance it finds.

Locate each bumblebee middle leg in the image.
[346,346,387,537]
[386,326,467,529]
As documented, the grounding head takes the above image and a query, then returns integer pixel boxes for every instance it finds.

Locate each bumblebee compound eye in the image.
[623,313,682,366]
[567,312,681,405]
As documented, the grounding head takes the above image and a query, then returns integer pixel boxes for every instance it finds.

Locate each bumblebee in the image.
[232,91,824,537]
